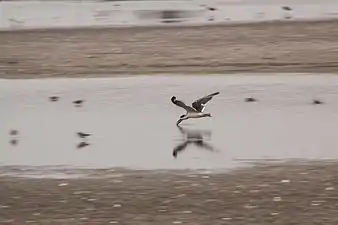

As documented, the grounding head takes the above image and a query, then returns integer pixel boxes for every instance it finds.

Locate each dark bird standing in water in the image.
[9,129,18,136]
[245,97,257,102]
[171,92,219,125]
[73,100,84,107]
[313,99,323,105]
[76,132,91,149]
[49,96,59,102]
[9,129,19,146]
[77,132,91,138]
[207,7,217,11]
[282,6,292,11]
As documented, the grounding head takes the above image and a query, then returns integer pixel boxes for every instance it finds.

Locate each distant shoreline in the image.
[1,19,338,78]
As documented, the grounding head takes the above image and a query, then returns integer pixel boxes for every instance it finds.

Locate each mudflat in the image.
[1,161,338,224]
[1,20,338,78]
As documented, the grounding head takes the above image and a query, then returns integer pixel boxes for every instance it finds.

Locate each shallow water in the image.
[1,74,338,174]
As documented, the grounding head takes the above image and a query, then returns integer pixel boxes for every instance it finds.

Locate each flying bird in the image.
[171,92,219,125]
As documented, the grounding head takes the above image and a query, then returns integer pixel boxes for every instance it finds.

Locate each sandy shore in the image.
[1,160,338,224]
[1,20,338,78]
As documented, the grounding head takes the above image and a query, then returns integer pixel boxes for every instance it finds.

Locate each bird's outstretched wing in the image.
[171,96,197,113]
[192,92,219,112]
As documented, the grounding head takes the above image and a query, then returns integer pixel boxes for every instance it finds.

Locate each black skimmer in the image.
[171,92,219,125]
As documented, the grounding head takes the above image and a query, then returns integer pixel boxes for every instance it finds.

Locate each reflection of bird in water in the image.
[77,141,90,149]
[171,92,219,125]
[173,125,217,158]
[9,139,18,146]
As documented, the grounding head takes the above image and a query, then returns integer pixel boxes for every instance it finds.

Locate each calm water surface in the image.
[1,74,338,175]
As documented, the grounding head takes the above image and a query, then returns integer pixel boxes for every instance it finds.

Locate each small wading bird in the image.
[312,99,323,105]
[9,129,18,136]
[49,96,59,102]
[171,92,219,125]
[77,132,91,138]
[73,100,84,107]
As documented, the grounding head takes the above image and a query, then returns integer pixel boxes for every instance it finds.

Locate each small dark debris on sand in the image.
[6,60,18,65]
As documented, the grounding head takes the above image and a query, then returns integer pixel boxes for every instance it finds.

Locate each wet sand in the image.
[1,160,338,224]
[1,20,338,78]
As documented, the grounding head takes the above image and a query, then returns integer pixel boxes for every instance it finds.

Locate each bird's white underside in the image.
[187,112,205,118]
